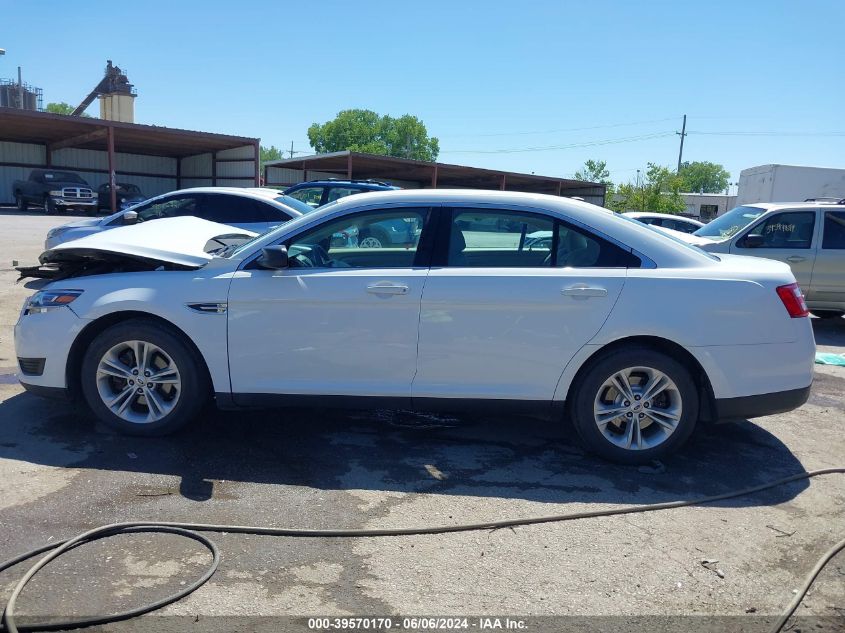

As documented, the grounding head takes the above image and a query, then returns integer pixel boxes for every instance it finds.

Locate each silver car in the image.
[690,201,845,318]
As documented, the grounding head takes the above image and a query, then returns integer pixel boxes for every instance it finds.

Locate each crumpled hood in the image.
[40,216,256,268]
[51,216,104,230]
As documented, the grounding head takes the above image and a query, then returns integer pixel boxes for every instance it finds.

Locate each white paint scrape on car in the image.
[42,217,257,268]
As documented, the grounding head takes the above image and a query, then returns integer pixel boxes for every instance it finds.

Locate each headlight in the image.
[23,289,83,315]
[49,190,63,196]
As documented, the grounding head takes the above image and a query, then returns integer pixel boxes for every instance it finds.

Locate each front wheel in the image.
[43,196,56,215]
[569,347,698,464]
[80,319,209,435]
[15,194,27,211]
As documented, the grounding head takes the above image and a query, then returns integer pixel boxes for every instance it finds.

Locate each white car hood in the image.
[41,217,256,268]
[653,225,719,247]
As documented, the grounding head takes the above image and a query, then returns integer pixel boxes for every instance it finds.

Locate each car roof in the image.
[738,202,845,211]
[286,180,399,190]
[128,187,304,215]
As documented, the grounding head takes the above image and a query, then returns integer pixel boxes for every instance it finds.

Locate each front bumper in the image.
[52,197,97,209]
[14,304,88,392]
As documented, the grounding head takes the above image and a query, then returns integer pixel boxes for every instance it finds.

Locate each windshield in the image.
[43,171,85,184]
[693,206,766,239]
[116,184,142,195]
[275,195,315,215]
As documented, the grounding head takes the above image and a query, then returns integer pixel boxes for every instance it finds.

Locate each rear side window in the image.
[326,187,364,203]
[446,209,639,268]
[822,211,845,249]
[743,211,815,249]
[198,195,277,224]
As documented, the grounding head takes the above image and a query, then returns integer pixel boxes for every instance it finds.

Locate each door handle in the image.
[367,283,409,295]
[562,285,608,298]
[786,256,806,263]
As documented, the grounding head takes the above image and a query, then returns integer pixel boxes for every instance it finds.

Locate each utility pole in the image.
[676,114,687,173]
[289,141,295,159]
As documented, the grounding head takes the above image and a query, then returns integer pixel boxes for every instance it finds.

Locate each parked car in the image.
[16,190,814,464]
[623,212,705,234]
[284,179,406,248]
[683,202,845,319]
[13,169,98,215]
[97,183,147,213]
[43,187,313,249]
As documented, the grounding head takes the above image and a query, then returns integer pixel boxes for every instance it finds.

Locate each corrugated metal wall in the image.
[2,142,258,203]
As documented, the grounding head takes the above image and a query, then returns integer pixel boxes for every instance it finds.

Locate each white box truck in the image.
[736,164,845,205]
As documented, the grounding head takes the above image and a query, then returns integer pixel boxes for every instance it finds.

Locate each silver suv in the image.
[690,201,845,318]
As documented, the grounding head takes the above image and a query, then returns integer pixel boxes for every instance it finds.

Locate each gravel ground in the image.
[0,209,842,632]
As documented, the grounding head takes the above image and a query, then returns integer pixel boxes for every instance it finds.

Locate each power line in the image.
[689,130,845,137]
[440,131,675,155]
[441,116,678,139]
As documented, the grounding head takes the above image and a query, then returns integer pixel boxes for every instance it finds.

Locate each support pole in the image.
[107,125,116,213]
[676,114,687,173]
[347,152,353,180]
[253,141,260,186]
[431,164,438,188]
[212,152,217,187]
[500,174,507,191]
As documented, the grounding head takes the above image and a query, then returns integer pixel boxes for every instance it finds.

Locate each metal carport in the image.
[0,107,260,211]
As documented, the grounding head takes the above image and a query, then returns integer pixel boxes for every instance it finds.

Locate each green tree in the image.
[678,160,730,193]
[608,163,686,213]
[260,145,284,165]
[574,159,612,184]
[45,102,91,117]
[307,109,439,161]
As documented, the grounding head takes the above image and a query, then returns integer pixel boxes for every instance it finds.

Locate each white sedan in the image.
[15,190,814,463]
[623,212,705,234]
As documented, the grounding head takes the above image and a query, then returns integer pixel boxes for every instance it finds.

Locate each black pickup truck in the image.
[13,169,99,215]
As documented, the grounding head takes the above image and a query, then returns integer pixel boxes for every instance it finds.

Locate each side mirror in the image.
[122,210,138,225]
[742,233,764,248]
[257,245,289,269]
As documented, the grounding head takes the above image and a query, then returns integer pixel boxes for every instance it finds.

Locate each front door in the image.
[730,209,818,290]
[227,207,432,402]
[412,207,630,403]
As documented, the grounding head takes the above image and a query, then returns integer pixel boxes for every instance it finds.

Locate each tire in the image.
[811,310,844,320]
[358,228,387,249]
[43,196,56,215]
[80,319,210,436]
[568,346,699,464]
[15,193,27,211]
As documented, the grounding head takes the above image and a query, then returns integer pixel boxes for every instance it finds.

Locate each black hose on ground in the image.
[1,467,843,633]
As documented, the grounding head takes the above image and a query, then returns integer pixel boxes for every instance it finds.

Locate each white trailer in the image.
[736,164,845,205]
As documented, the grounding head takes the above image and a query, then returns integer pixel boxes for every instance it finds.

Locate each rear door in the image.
[730,209,818,290]
[807,210,845,306]
[412,206,632,403]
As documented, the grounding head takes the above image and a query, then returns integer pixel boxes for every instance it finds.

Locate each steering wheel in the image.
[291,243,351,269]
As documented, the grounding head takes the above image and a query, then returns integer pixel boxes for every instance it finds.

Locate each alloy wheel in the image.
[95,340,181,424]
[593,366,682,451]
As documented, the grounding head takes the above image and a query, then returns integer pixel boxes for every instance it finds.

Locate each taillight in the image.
[776,283,809,318]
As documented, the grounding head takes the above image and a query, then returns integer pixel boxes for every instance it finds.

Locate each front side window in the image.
[822,211,845,249]
[287,187,324,208]
[741,211,815,249]
[285,208,427,269]
[135,195,199,222]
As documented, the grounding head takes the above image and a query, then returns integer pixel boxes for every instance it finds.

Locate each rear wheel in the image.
[811,310,844,319]
[569,346,698,464]
[15,194,27,211]
[80,319,209,435]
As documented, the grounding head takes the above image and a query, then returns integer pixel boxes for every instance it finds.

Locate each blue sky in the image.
[2,0,843,187]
